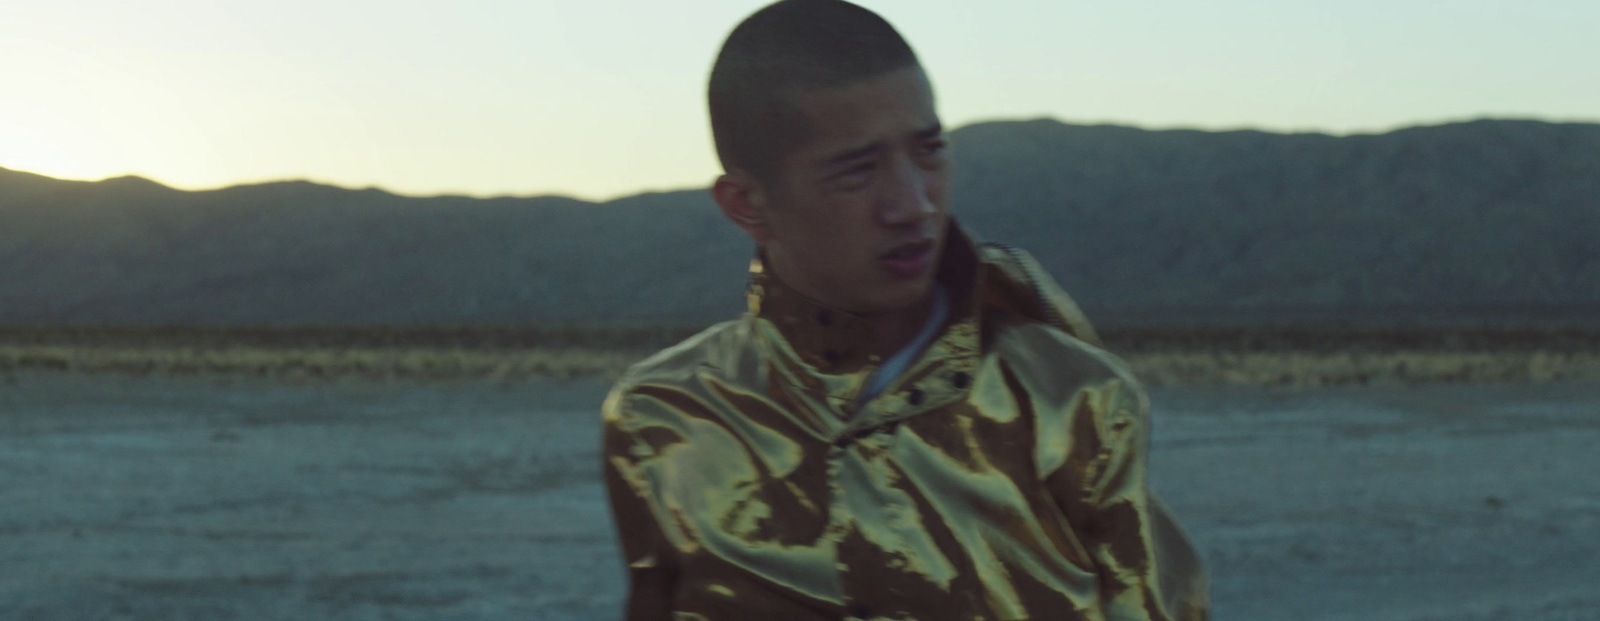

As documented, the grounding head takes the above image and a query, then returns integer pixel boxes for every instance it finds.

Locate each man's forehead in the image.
[785,67,940,158]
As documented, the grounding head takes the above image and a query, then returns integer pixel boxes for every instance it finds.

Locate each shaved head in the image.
[708,0,922,184]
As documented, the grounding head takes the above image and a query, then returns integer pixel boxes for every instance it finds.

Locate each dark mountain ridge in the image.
[3,118,1597,327]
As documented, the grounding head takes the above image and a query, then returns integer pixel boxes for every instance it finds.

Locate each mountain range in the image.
[2,118,1597,327]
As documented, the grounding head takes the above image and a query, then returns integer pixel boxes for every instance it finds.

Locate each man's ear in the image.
[712,169,774,244]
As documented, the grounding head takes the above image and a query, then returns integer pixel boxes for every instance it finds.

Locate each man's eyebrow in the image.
[823,142,883,167]
[822,123,945,167]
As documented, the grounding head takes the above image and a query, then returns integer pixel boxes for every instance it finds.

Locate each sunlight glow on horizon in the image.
[3,0,1597,201]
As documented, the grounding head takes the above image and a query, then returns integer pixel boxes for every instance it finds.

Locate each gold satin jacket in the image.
[602,224,1208,620]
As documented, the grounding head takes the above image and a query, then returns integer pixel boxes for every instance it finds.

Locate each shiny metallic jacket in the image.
[602,224,1209,620]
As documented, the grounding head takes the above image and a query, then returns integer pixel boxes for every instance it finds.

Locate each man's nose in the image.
[878,155,935,226]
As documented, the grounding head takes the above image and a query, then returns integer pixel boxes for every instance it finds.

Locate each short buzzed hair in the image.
[708,0,921,183]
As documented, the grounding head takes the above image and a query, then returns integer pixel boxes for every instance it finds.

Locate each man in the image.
[602,1,1209,619]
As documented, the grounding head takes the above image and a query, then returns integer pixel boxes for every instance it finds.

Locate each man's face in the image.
[759,66,950,316]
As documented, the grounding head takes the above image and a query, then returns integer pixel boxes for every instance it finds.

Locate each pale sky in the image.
[3,0,1596,201]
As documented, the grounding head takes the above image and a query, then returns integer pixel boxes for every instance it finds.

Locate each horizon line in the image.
[4,114,1594,203]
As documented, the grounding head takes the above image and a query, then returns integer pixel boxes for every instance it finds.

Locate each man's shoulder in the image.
[603,318,750,418]
[989,317,1152,477]
[987,313,1144,407]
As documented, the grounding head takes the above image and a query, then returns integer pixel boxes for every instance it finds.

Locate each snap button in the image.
[951,371,971,388]
[906,388,925,406]
[850,602,873,617]
[816,309,833,327]
[822,348,841,365]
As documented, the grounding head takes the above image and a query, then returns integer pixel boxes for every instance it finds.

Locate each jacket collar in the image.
[746,221,984,372]
[745,221,985,418]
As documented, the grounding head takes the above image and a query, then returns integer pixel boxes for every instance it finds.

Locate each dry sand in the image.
[1,373,1596,620]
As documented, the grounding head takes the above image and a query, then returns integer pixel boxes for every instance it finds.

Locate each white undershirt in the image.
[856,285,950,406]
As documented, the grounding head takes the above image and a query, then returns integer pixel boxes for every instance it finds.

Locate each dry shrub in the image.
[3,325,1600,386]
[0,345,647,382]
[1125,351,1600,387]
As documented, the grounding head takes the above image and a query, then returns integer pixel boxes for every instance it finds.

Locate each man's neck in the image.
[760,249,944,361]
[860,287,938,360]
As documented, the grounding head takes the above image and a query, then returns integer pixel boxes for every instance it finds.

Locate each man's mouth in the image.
[878,239,935,279]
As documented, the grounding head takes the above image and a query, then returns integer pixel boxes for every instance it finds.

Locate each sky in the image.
[3,0,1597,201]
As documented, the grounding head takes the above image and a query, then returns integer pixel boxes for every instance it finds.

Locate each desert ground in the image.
[1,372,1597,620]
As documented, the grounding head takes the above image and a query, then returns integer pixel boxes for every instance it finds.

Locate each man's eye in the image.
[827,164,874,191]
[921,140,948,155]
[838,163,874,180]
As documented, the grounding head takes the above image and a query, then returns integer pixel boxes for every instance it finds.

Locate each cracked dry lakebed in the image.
[1,372,1597,620]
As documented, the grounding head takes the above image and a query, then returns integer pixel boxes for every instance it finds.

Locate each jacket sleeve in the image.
[1043,376,1209,621]
[601,387,679,621]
